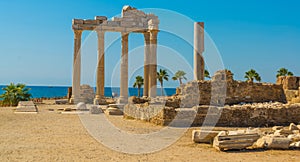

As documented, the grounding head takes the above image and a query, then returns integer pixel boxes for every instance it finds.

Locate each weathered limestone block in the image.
[107,21,120,26]
[213,132,260,151]
[260,136,292,149]
[72,19,84,24]
[95,16,107,21]
[78,85,95,104]
[265,120,281,129]
[290,141,300,148]
[89,105,103,114]
[288,134,300,142]
[192,130,220,143]
[55,99,68,105]
[106,107,123,115]
[76,102,88,111]
[83,19,100,25]
[289,123,300,131]
[15,101,38,113]
[285,90,298,101]
[120,21,137,27]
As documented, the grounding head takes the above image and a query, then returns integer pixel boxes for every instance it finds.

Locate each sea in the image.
[0,85,176,99]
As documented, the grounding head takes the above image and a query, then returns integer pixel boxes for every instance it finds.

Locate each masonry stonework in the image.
[178,70,286,107]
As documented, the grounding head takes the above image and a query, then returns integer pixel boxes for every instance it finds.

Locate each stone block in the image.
[120,21,137,27]
[15,101,38,113]
[289,123,300,131]
[95,16,107,21]
[288,134,300,142]
[76,102,88,111]
[213,133,260,151]
[264,136,291,149]
[290,141,300,148]
[105,107,123,115]
[192,130,219,143]
[272,126,284,131]
[112,17,122,21]
[107,21,120,26]
[90,105,103,114]
[72,19,84,24]
[83,19,100,25]
[55,99,68,105]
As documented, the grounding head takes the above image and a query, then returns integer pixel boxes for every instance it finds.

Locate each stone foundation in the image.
[124,103,300,127]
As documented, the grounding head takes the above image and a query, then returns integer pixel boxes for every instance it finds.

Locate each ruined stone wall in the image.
[124,104,300,127]
[179,71,286,107]
[124,104,176,125]
[276,76,300,102]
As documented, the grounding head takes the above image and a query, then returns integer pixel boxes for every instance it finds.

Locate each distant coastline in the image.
[0,85,176,99]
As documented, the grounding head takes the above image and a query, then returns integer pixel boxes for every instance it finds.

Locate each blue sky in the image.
[0,0,299,87]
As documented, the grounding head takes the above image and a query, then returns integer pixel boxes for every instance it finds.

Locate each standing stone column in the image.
[143,32,150,97]
[70,29,83,104]
[194,22,205,81]
[119,32,129,103]
[94,30,105,105]
[149,30,158,97]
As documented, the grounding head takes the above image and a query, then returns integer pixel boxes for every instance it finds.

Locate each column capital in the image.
[96,30,105,35]
[143,33,150,45]
[121,32,130,38]
[73,29,83,39]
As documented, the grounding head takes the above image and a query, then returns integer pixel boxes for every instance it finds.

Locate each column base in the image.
[69,97,74,104]
[94,96,107,105]
[118,96,128,104]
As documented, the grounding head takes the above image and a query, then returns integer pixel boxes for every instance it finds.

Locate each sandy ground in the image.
[0,102,300,162]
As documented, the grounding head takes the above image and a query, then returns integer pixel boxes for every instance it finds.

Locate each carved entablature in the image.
[72,5,159,33]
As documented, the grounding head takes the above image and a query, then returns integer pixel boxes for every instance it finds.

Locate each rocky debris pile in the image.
[255,123,300,149]
[193,123,300,151]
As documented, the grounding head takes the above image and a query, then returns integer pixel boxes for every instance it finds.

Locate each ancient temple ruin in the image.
[70,5,206,104]
[70,6,160,104]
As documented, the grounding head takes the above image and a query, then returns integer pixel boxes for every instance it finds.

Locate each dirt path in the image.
[0,105,299,161]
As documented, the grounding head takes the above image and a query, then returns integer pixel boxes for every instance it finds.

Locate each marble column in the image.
[194,22,205,81]
[94,31,105,105]
[149,30,158,97]
[70,29,83,104]
[119,32,129,103]
[143,32,150,97]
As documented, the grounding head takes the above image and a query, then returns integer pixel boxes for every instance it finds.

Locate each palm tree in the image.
[0,83,31,106]
[157,69,169,96]
[244,69,261,82]
[276,68,294,78]
[172,70,187,85]
[205,69,211,79]
[133,76,144,97]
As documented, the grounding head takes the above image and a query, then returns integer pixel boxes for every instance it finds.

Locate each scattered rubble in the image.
[193,123,300,152]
